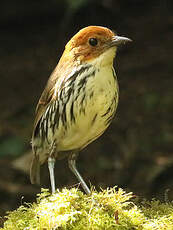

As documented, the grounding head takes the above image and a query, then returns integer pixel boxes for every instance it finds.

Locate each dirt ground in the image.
[0,0,173,225]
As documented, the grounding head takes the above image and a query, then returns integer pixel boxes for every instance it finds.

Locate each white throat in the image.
[89,47,116,67]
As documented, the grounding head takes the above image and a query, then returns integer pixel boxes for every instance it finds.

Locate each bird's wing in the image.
[32,58,73,138]
[33,77,55,131]
[30,71,57,185]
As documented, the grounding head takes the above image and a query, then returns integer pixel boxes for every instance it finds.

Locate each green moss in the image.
[1,187,173,230]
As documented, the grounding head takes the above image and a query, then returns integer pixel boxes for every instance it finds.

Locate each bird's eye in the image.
[89,38,98,47]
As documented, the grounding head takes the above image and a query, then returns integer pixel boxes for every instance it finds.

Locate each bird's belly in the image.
[57,108,113,151]
[56,69,118,151]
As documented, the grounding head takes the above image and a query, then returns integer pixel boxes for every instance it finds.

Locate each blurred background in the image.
[0,0,173,224]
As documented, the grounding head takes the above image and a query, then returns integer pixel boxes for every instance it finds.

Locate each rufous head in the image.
[64,26,131,63]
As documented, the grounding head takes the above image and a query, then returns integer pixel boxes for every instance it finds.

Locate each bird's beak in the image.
[111,35,132,47]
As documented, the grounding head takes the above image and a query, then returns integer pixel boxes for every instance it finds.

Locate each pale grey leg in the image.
[68,152,91,194]
[48,157,56,193]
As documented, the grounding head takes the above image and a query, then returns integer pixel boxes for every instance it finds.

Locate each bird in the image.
[30,25,131,194]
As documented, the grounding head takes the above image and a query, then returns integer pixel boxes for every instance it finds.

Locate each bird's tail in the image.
[30,155,40,185]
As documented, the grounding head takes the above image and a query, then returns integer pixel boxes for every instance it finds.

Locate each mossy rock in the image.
[1,187,173,229]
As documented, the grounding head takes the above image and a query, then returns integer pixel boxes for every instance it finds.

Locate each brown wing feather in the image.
[30,67,60,184]
[33,78,55,132]
[30,49,74,184]
[33,51,73,134]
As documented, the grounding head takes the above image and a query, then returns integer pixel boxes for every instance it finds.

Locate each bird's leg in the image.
[68,152,91,194]
[48,142,56,193]
[48,157,56,193]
